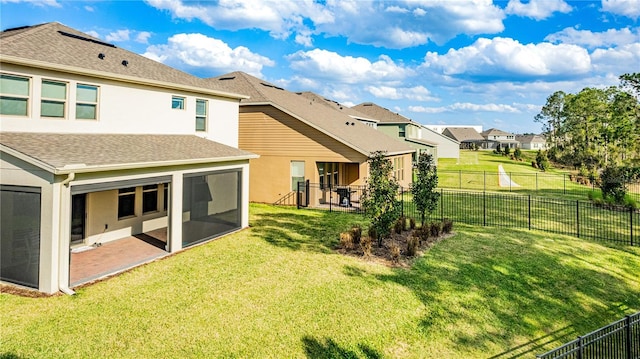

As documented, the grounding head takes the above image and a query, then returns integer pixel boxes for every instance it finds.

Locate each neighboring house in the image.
[353,102,461,159]
[424,124,483,135]
[480,128,519,149]
[0,23,257,294]
[297,92,379,129]
[208,71,416,205]
[516,134,547,150]
[442,127,485,149]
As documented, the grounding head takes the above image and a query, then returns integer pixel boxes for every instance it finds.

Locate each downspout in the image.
[59,172,76,295]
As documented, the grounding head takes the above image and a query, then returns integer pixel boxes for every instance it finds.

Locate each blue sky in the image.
[2,0,639,134]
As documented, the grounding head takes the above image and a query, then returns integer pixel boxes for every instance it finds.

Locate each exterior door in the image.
[71,193,86,244]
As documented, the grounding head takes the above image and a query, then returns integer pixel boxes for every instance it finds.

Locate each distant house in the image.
[424,124,483,134]
[480,128,519,149]
[352,102,460,159]
[516,134,547,150]
[297,92,379,129]
[442,127,485,149]
[0,23,257,294]
[209,71,415,205]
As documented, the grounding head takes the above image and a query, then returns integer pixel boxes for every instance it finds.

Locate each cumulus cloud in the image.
[366,85,439,101]
[505,0,572,20]
[136,31,152,44]
[591,43,640,74]
[545,27,640,48]
[105,30,130,42]
[143,33,275,77]
[409,102,520,114]
[602,0,640,19]
[287,49,413,84]
[423,37,591,80]
[0,0,60,7]
[145,0,505,49]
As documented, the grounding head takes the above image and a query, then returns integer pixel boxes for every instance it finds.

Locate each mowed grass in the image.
[437,150,639,201]
[2,204,640,358]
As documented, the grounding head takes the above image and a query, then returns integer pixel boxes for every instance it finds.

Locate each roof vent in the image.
[345,122,349,125]
[219,76,236,81]
[98,53,105,60]
[351,122,355,126]
[121,60,128,66]
[58,31,116,48]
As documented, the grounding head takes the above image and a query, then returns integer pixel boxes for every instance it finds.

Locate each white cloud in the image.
[366,85,439,101]
[409,102,520,114]
[602,0,640,20]
[143,33,275,77]
[423,37,591,79]
[85,30,100,39]
[105,30,130,42]
[136,31,152,44]
[505,0,572,20]
[545,27,640,48]
[287,49,413,84]
[84,5,94,12]
[591,43,640,74]
[145,0,505,49]
[0,0,60,7]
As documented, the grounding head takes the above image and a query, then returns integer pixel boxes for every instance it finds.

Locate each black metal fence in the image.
[296,183,639,246]
[536,312,640,359]
[438,170,640,202]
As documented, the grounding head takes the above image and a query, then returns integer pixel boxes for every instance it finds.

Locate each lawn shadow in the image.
[250,207,366,254]
[302,336,382,359]
[370,225,640,356]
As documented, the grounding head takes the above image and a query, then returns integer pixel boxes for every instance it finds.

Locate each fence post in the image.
[329,184,332,212]
[576,200,580,238]
[483,171,486,192]
[528,195,531,230]
[631,208,634,247]
[577,336,582,359]
[401,187,404,218]
[483,191,486,227]
[625,315,631,359]
[440,188,444,221]
[297,181,301,209]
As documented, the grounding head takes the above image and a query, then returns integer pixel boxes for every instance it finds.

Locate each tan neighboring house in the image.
[297,92,380,129]
[353,102,460,159]
[516,134,547,150]
[480,128,519,149]
[208,71,416,206]
[442,127,485,149]
[0,23,257,294]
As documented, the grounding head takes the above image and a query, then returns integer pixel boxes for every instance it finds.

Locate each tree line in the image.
[535,73,640,204]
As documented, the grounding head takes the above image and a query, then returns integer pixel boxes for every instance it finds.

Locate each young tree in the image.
[600,165,628,204]
[514,147,522,160]
[411,153,440,226]
[536,150,550,171]
[361,151,401,247]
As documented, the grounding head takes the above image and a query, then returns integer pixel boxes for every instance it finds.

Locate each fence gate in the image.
[297,180,309,208]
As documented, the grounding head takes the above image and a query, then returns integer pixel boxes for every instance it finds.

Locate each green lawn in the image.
[2,204,639,358]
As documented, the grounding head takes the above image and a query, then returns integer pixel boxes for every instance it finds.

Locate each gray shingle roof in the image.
[442,127,484,142]
[0,22,243,99]
[0,133,257,173]
[351,102,414,124]
[208,72,415,157]
[481,128,515,137]
[515,134,545,143]
[296,92,378,123]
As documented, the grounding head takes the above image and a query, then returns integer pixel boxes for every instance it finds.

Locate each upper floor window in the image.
[0,74,30,116]
[172,96,185,110]
[76,84,98,120]
[196,99,207,131]
[41,80,67,118]
[399,127,406,137]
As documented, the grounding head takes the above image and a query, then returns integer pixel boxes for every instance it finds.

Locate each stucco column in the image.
[168,173,183,253]
[56,180,72,292]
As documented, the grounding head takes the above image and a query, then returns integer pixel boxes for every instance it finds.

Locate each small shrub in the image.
[390,242,401,263]
[339,231,354,250]
[394,217,404,234]
[503,146,511,156]
[413,226,430,244]
[409,217,416,230]
[532,161,538,169]
[360,235,372,258]
[514,147,522,160]
[441,218,453,234]
[429,222,442,238]
[350,225,362,244]
[367,227,378,242]
[406,235,419,256]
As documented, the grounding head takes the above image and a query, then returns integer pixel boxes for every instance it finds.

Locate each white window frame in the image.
[41,79,68,119]
[0,73,31,117]
[172,96,185,110]
[196,98,207,131]
[76,83,99,120]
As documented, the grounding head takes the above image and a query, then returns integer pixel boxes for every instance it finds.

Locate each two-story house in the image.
[480,128,520,149]
[352,102,460,160]
[208,71,415,207]
[0,23,257,294]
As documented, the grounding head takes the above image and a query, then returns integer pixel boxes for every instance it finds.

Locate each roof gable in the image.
[208,72,415,157]
[443,127,484,141]
[352,102,414,124]
[0,22,243,99]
